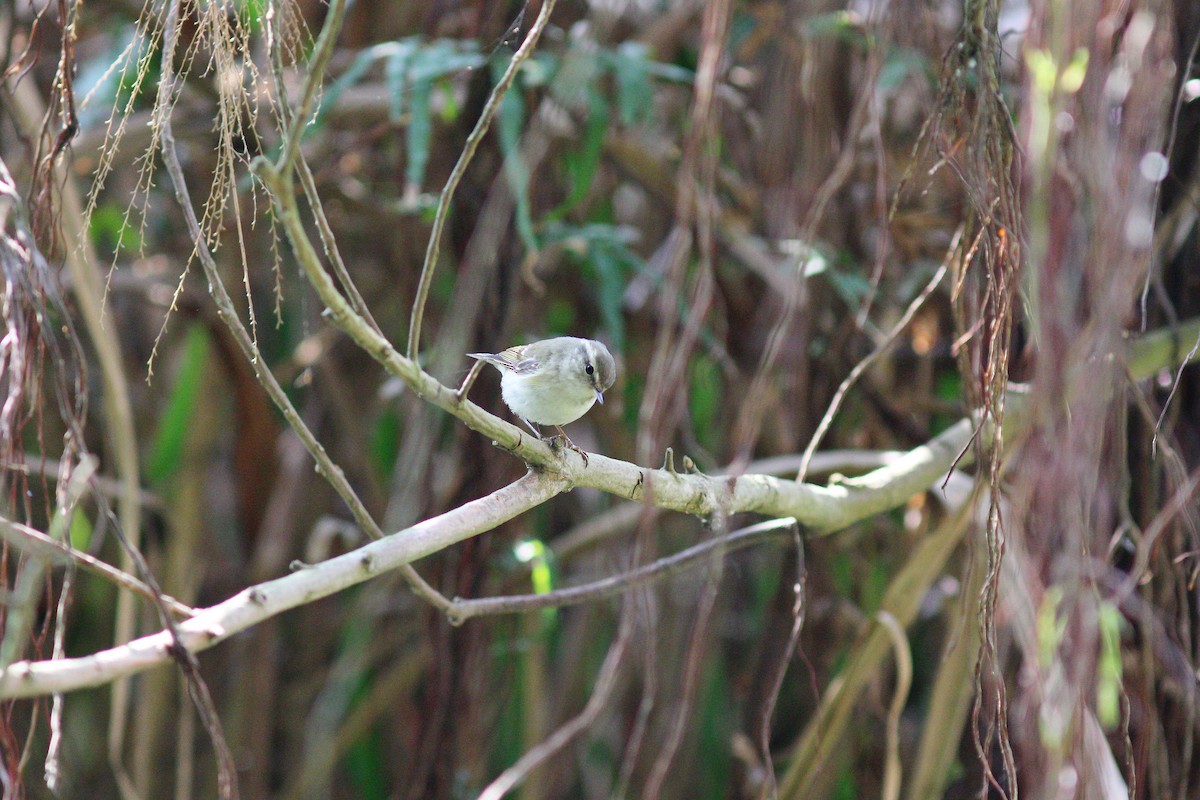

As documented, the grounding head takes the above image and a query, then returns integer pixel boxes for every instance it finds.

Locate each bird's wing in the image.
[469,345,540,374]
[501,346,542,374]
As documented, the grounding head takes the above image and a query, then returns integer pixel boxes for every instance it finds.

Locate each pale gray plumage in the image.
[468,337,616,462]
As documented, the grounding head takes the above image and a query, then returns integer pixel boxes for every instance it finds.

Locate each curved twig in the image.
[406,0,558,361]
[448,518,798,622]
[475,575,633,800]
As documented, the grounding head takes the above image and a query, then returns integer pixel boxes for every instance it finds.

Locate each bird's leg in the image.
[553,425,589,467]
[519,417,543,438]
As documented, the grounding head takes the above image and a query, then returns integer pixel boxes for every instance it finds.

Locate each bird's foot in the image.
[551,426,589,467]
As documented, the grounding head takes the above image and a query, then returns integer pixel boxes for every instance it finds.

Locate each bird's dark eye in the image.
[585,364,595,375]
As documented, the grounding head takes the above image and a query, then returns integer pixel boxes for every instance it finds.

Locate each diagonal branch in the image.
[0,517,193,619]
[2,317,1195,701]
[273,0,346,178]
[0,471,566,700]
[155,9,450,613]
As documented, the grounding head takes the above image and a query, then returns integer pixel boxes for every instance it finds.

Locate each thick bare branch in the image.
[0,471,565,700]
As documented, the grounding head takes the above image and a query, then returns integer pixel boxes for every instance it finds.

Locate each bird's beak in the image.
[595,390,605,405]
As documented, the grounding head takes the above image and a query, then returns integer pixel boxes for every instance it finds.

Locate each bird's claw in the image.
[567,440,590,467]
[548,427,589,467]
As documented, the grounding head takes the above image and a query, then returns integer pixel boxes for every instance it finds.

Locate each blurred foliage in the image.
[145,323,211,487]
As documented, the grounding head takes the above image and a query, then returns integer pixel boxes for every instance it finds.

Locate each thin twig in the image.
[756,525,805,800]
[295,153,381,332]
[0,457,94,670]
[406,0,559,361]
[455,359,485,401]
[1116,465,1200,599]
[474,587,633,800]
[876,610,913,800]
[44,560,73,794]
[0,517,194,618]
[797,238,955,483]
[448,518,797,622]
[2,456,161,509]
[643,502,728,798]
[272,0,346,177]
[614,518,659,800]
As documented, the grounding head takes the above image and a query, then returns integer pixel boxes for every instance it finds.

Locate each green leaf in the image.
[516,540,553,595]
[878,47,930,91]
[549,44,602,110]
[400,40,485,191]
[1059,47,1090,94]
[402,64,433,190]
[609,42,654,125]
[1097,602,1124,729]
[547,88,609,222]
[435,77,461,123]
[519,50,558,88]
[640,59,696,84]
[1036,587,1066,669]
[383,41,418,120]
[69,507,93,552]
[1027,49,1058,95]
[497,62,539,253]
[690,356,722,451]
[590,244,628,352]
[145,323,211,487]
[368,407,400,483]
[317,42,405,130]
[233,0,267,33]
[542,222,643,350]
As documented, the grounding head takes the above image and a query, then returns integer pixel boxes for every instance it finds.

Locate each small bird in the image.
[468,337,616,464]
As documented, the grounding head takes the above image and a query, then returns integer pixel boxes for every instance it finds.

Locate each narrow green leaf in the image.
[384,42,417,120]
[690,355,722,451]
[403,68,433,190]
[496,61,538,253]
[368,408,400,483]
[610,42,654,126]
[69,507,93,552]
[547,88,609,222]
[145,323,211,486]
